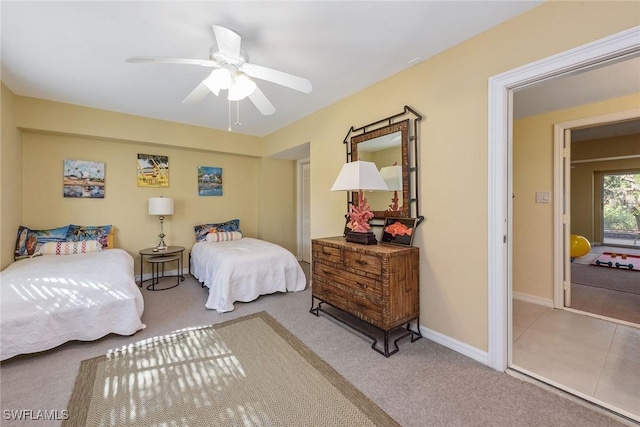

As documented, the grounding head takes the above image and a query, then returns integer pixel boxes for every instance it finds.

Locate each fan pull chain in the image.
[234,101,242,127]
[228,100,232,132]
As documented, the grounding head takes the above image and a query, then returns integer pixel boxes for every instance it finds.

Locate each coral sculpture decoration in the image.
[348,190,375,232]
[387,191,400,212]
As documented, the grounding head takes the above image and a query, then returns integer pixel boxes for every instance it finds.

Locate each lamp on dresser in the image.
[379,164,403,212]
[331,160,388,245]
[148,197,174,250]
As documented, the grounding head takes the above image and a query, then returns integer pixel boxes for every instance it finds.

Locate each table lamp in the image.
[148,197,174,250]
[331,161,388,244]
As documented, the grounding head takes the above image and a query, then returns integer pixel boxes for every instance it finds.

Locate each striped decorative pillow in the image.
[205,231,243,243]
[39,240,103,255]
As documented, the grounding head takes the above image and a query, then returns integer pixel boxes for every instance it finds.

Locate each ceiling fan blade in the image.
[248,87,276,115]
[241,63,312,94]
[126,57,218,67]
[182,82,212,104]
[212,25,241,60]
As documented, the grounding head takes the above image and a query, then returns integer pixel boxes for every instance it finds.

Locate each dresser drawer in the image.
[313,262,382,296]
[312,242,342,264]
[349,293,383,324]
[312,280,350,311]
[343,251,382,276]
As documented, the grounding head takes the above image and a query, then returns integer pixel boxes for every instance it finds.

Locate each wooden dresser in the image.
[310,236,420,356]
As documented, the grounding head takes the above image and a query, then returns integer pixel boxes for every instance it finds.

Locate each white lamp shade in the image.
[330,161,389,192]
[204,67,232,94]
[148,197,174,216]
[379,165,403,191]
[228,72,257,101]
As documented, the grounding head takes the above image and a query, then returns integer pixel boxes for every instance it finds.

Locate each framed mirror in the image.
[351,120,409,219]
[343,105,423,223]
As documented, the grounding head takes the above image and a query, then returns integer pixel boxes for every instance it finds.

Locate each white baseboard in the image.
[513,291,554,308]
[418,324,489,366]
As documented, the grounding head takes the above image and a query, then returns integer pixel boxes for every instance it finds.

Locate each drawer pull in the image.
[355,260,367,266]
[321,269,333,276]
[356,282,368,289]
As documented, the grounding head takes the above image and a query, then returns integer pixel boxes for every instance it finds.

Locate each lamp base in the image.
[345,231,377,245]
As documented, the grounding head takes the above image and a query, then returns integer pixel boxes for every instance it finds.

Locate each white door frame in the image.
[552,109,640,308]
[297,158,310,261]
[487,26,640,371]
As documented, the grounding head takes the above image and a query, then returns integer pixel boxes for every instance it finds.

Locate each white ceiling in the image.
[1,1,543,137]
[514,56,640,142]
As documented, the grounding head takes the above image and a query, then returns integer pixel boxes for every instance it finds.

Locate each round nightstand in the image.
[138,246,185,291]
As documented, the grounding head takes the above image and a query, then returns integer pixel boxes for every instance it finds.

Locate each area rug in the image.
[571,263,640,295]
[64,312,399,427]
[590,252,640,271]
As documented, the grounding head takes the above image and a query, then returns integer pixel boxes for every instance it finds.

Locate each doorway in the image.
[488,26,640,422]
[552,114,640,326]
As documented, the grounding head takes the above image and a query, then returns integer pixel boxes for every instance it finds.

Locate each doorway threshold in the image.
[507,365,638,426]
[563,306,640,330]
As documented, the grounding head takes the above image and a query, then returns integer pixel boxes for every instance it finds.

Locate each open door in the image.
[563,129,572,307]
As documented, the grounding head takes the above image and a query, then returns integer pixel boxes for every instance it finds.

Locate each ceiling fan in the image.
[126,25,313,116]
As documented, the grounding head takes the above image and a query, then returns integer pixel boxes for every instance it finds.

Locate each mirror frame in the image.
[351,120,409,219]
[343,105,423,223]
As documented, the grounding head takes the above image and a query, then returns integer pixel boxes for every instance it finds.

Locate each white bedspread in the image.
[0,249,145,361]
[191,238,306,312]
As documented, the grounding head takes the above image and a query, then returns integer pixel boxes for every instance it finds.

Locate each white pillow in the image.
[206,231,243,243]
[39,240,103,255]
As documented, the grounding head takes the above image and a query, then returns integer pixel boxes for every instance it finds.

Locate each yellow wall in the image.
[262,2,640,351]
[257,157,298,250]
[573,133,640,161]
[1,84,23,268]
[513,94,640,301]
[2,94,299,273]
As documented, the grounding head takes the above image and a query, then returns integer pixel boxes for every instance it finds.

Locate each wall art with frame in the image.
[381,217,417,246]
[198,166,223,196]
[137,154,169,188]
[63,159,105,198]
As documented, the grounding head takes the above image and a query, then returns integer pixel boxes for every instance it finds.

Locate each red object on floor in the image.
[590,252,640,271]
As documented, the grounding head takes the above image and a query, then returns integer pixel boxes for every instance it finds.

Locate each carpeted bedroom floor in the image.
[571,246,640,325]
[0,263,633,426]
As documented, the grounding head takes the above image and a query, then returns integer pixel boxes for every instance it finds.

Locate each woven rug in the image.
[590,252,640,271]
[64,312,398,427]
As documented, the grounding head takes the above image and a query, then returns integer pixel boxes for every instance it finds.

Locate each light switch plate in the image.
[536,191,550,203]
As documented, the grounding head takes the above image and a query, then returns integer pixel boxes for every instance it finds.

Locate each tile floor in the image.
[512,299,640,421]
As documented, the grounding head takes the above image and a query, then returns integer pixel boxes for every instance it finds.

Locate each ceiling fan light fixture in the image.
[207,66,233,89]
[227,72,257,101]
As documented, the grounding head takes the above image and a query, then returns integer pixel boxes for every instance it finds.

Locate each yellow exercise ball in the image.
[570,234,591,258]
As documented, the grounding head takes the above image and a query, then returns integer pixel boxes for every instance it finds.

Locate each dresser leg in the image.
[309,296,322,316]
[408,317,423,342]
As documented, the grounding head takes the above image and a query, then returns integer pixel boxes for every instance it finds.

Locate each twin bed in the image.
[0,248,145,361]
[1,222,305,360]
[190,237,306,312]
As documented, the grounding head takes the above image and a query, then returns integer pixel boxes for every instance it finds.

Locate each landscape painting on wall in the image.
[198,166,223,196]
[137,154,169,187]
[63,159,105,198]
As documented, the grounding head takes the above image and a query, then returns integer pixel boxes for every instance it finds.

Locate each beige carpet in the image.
[64,311,399,427]
[570,263,640,324]
[571,263,640,295]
